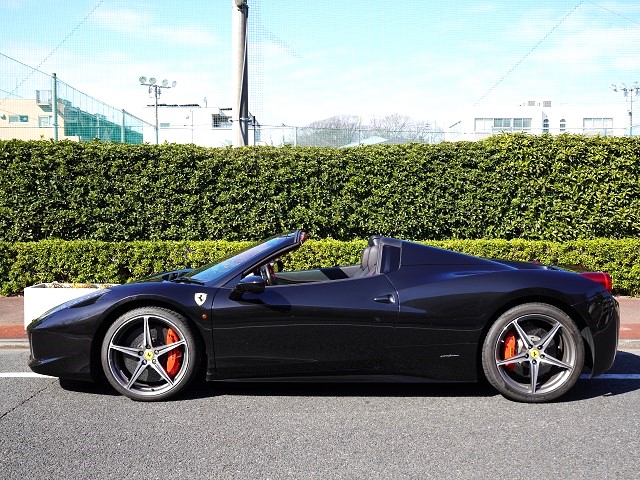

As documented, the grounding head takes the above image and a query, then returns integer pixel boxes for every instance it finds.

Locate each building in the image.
[0,90,144,144]
[447,99,633,141]
[147,104,261,146]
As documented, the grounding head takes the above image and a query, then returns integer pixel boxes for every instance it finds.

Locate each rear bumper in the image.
[573,291,619,377]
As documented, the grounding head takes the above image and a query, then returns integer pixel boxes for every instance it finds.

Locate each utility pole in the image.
[611,82,640,136]
[232,0,249,147]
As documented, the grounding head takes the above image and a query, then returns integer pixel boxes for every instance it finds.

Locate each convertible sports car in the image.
[28,230,619,403]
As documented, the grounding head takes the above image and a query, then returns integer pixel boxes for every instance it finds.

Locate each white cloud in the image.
[91,7,220,47]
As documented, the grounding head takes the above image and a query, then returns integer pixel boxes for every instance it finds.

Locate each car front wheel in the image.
[101,307,199,401]
[482,303,585,403]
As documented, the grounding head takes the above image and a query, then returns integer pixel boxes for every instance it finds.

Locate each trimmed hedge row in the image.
[1,238,638,296]
[1,135,640,242]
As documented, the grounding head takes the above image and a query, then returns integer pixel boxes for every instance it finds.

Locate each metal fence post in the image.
[52,73,59,141]
[121,109,126,143]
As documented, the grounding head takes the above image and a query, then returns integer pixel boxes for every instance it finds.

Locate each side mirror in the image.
[231,275,265,299]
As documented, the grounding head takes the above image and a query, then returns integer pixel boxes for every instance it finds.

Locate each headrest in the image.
[367,245,378,272]
[361,246,371,269]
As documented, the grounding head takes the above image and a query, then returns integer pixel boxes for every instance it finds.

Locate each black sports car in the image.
[27,230,619,403]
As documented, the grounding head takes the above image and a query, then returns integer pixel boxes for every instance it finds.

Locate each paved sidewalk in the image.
[0,296,25,340]
[1,295,639,341]
[618,297,640,340]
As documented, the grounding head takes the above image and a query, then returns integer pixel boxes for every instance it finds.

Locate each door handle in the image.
[374,294,395,304]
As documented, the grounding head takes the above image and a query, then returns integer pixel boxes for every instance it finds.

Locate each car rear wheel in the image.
[482,303,584,403]
[101,307,199,401]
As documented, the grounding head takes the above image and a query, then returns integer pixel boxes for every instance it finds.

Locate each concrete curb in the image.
[0,339,29,349]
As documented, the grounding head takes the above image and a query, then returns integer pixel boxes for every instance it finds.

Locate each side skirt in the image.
[208,374,471,384]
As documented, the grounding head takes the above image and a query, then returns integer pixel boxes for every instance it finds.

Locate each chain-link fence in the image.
[255,125,445,147]
[1,53,150,144]
[0,50,633,147]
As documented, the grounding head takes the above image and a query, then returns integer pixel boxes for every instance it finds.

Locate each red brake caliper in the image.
[165,328,182,378]
[503,331,517,372]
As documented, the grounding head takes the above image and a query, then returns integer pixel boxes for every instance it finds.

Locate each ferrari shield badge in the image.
[194,292,207,306]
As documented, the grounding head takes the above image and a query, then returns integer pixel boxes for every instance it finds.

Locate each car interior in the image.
[258,236,401,286]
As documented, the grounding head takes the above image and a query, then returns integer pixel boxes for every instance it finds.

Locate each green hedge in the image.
[1,238,638,296]
[1,135,639,242]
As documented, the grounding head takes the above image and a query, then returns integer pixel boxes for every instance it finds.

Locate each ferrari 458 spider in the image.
[28,231,619,402]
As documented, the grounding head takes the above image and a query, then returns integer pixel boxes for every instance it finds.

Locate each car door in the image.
[211,274,399,377]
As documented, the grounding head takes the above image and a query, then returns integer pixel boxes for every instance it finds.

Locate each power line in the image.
[35,0,106,72]
[473,1,584,107]
[587,0,640,27]
[2,0,105,101]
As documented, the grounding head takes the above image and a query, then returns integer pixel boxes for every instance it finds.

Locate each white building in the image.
[447,99,635,142]
[143,104,262,147]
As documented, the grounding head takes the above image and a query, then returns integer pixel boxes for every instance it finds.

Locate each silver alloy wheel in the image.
[482,303,585,402]
[494,313,577,396]
[102,308,195,400]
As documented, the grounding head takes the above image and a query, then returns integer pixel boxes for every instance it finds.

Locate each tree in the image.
[293,113,445,147]
[369,114,443,143]
[295,115,362,147]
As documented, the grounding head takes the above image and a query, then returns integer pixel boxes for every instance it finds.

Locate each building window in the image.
[9,115,29,123]
[38,116,52,127]
[513,118,531,131]
[493,118,511,131]
[474,118,493,133]
[527,100,536,107]
[212,113,232,128]
[36,90,52,105]
[559,118,566,132]
[583,118,613,135]
[543,100,552,108]
[542,118,549,133]
[160,123,170,128]
[475,117,532,133]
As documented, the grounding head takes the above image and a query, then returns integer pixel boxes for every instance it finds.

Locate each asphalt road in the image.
[1,348,639,480]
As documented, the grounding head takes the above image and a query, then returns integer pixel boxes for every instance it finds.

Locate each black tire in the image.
[101,307,199,401]
[482,303,584,403]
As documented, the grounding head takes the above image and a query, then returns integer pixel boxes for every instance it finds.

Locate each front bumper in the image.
[27,302,105,382]
[28,329,94,381]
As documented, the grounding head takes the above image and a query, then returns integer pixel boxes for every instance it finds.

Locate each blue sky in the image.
[2,0,640,127]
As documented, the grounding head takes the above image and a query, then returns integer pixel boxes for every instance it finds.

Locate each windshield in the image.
[186,236,287,284]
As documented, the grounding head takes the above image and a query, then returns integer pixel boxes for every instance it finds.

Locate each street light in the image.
[139,76,177,144]
[611,82,640,136]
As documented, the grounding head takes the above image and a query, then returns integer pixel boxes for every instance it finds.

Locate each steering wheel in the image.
[260,262,277,286]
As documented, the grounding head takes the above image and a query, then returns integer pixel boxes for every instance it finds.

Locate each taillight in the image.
[580,272,612,292]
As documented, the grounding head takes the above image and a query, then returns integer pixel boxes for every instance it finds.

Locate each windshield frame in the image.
[185,231,303,287]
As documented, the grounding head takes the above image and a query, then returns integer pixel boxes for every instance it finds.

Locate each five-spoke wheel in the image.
[101,307,199,401]
[482,303,584,403]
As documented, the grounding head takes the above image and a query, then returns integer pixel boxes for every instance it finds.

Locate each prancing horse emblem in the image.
[194,292,207,306]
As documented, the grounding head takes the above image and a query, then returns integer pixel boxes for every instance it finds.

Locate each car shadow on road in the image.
[180,379,498,401]
[56,377,497,401]
[58,378,119,396]
[562,350,640,402]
